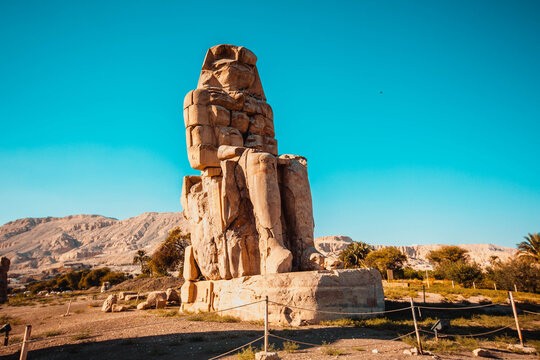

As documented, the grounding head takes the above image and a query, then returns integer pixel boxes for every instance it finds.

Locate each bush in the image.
[101,271,127,286]
[79,268,111,289]
[26,267,127,293]
[402,267,424,280]
[148,227,190,276]
[441,261,483,287]
[427,246,483,287]
[427,246,469,265]
[339,242,373,269]
[365,247,407,279]
[485,256,540,293]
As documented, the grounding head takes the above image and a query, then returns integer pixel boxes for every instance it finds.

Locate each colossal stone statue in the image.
[181,44,325,281]
[179,45,384,324]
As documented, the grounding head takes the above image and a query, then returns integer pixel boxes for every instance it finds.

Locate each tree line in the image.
[339,233,540,293]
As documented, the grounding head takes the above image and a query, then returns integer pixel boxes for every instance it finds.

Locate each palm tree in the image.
[517,233,540,263]
[132,249,151,274]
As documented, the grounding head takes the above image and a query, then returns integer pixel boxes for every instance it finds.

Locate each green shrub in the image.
[283,341,299,352]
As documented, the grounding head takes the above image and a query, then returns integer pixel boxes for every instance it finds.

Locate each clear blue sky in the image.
[1,1,539,248]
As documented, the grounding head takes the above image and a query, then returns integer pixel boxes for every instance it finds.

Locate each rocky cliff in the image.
[0,212,187,275]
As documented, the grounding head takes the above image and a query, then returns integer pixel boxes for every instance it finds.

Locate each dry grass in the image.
[320,318,361,327]
[236,345,256,360]
[384,286,418,300]
[0,314,22,325]
[186,312,240,323]
[153,309,181,317]
[322,346,348,356]
[283,340,300,352]
[71,329,93,341]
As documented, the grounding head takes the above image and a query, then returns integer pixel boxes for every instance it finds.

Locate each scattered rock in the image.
[472,348,493,357]
[111,304,128,312]
[372,349,379,354]
[166,288,180,304]
[403,347,418,356]
[508,344,537,354]
[146,291,167,307]
[101,294,117,312]
[254,352,280,360]
[118,291,137,300]
[156,299,167,309]
[136,302,151,310]
[125,294,145,301]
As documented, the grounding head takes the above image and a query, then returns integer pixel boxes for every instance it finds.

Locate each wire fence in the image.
[207,291,538,359]
[2,291,539,359]
[269,300,412,315]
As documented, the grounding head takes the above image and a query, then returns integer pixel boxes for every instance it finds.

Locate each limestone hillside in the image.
[0,212,187,275]
[314,236,517,270]
[0,213,517,276]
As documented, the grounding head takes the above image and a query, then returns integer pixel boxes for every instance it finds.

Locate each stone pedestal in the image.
[180,269,384,325]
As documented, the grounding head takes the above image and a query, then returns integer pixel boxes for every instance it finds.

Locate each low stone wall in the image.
[180,268,384,325]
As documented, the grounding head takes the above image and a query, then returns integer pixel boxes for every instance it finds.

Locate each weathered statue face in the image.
[212,59,255,91]
[198,45,265,99]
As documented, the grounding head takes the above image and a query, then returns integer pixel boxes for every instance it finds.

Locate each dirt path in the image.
[0,296,537,360]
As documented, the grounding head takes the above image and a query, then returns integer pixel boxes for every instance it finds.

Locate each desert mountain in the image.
[314,236,517,270]
[0,212,187,275]
[1,213,518,276]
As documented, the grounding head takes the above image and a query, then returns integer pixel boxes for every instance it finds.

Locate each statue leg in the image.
[279,155,325,271]
[244,150,292,274]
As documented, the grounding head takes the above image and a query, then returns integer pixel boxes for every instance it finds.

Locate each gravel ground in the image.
[0,294,537,360]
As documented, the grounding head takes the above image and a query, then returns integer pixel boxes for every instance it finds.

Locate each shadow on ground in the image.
[2,300,537,359]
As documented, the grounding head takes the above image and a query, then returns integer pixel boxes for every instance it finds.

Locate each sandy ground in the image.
[0,293,538,360]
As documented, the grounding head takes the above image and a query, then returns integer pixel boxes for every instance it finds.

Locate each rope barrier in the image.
[1,340,23,349]
[2,301,264,350]
[419,323,514,338]
[207,335,264,360]
[194,300,264,315]
[269,301,411,316]
[523,310,540,315]
[417,303,503,311]
[268,330,416,348]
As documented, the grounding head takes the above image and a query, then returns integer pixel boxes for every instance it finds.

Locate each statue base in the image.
[180,269,384,325]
